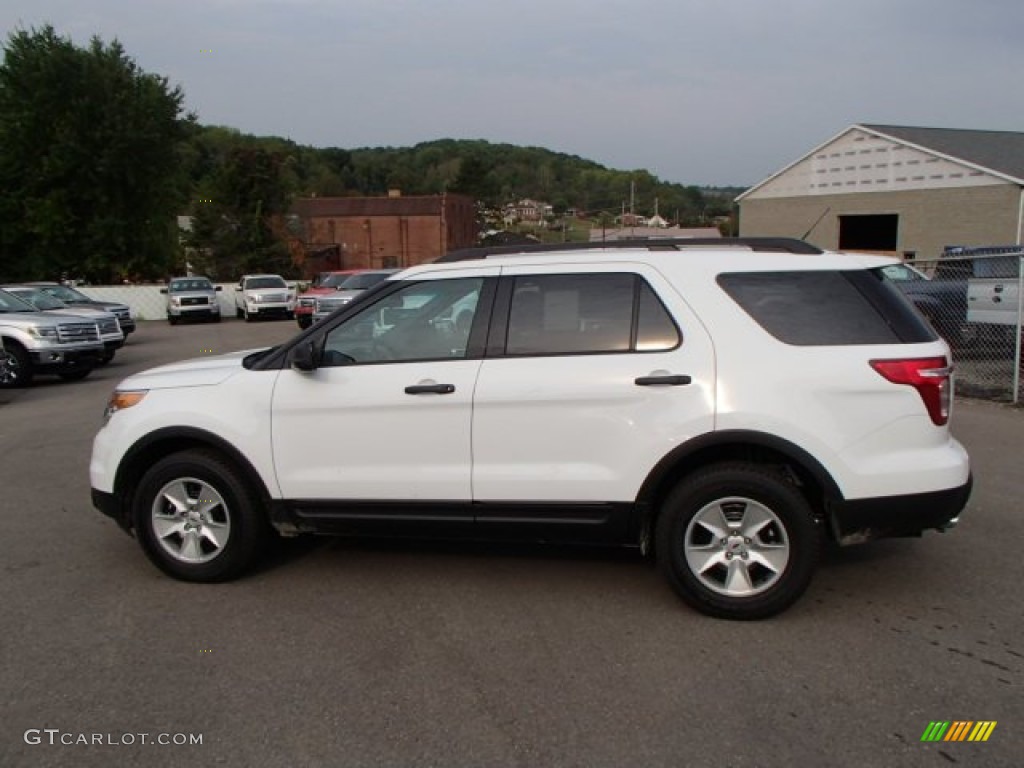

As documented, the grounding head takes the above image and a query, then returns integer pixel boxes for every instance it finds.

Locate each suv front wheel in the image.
[132,449,270,582]
[656,463,820,620]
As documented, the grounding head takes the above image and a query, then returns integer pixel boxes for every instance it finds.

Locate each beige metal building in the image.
[737,124,1024,260]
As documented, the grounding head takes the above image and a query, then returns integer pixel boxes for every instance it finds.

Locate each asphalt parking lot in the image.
[1,318,1022,768]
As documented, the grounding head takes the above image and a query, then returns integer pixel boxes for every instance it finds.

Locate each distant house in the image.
[293,192,476,274]
[590,226,721,242]
[504,199,553,224]
[737,124,1024,259]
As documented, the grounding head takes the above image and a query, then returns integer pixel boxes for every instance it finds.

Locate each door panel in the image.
[472,264,716,503]
[272,275,491,502]
[272,361,482,500]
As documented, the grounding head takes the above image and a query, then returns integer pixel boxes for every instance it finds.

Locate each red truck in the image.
[294,270,363,329]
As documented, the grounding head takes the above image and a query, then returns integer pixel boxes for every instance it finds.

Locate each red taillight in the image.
[870,356,952,426]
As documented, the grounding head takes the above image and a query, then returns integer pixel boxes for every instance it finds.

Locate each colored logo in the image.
[921,721,997,742]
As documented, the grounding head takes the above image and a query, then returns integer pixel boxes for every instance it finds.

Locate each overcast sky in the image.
[2,0,1022,187]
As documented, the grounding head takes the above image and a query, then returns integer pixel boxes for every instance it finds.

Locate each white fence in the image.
[80,283,245,321]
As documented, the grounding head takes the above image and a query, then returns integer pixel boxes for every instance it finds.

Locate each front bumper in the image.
[169,304,220,318]
[828,474,973,544]
[245,303,293,317]
[92,487,132,531]
[30,345,104,371]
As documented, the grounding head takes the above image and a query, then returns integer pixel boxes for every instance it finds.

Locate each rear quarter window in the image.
[717,270,937,346]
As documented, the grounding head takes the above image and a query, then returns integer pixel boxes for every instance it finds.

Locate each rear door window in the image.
[503,273,680,356]
[718,270,936,345]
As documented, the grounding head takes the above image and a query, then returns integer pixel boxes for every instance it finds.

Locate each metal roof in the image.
[738,124,1024,201]
[861,124,1024,183]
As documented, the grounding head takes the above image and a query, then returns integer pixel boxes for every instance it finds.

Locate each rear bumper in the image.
[828,474,973,544]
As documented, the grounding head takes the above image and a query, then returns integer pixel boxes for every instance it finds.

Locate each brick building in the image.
[293,192,477,275]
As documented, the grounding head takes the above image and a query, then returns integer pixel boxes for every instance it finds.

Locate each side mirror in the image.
[159,288,168,294]
[289,340,322,371]
[215,285,222,292]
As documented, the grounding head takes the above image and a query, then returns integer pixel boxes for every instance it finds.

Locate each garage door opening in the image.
[838,214,899,251]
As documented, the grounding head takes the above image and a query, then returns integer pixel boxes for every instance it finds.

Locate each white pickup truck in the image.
[959,247,1024,325]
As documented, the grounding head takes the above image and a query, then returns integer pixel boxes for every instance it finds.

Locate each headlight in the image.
[28,325,59,340]
[171,297,181,306]
[102,390,147,424]
[251,294,262,303]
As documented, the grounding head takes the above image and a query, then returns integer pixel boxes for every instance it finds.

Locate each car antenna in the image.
[800,207,831,240]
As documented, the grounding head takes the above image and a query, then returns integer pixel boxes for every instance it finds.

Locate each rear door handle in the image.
[635,375,692,386]
[404,383,456,395]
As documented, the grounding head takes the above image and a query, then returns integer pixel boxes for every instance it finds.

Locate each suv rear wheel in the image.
[132,450,271,582]
[656,463,820,620]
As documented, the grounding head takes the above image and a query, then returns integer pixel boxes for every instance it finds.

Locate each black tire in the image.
[656,462,820,620]
[236,306,244,319]
[297,317,311,330]
[132,449,272,582]
[58,368,92,381]
[0,340,33,388]
[168,316,179,326]
[244,308,253,322]
[100,350,115,364]
[212,314,221,323]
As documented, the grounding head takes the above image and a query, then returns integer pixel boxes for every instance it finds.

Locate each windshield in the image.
[878,264,927,282]
[339,272,393,291]
[169,278,214,292]
[0,289,38,313]
[38,284,90,302]
[245,276,287,290]
[7,288,67,310]
[321,273,353,288]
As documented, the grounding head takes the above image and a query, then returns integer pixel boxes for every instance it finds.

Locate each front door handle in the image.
[635,374,692,386]
[404,383,456,395]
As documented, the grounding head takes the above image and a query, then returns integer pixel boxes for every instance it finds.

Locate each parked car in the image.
[26,282,136,336]
[892,247,1024,347]
[2,284,124,363]
[90,238,971,620]
[312,270,399,324]
[161,277,222,324]
[235,274,295,321]
[295,270,363,329]
[0,288,104,387]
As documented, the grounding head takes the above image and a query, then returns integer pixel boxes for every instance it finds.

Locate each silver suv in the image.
[162,277,222,324]
[90,238,971,620]
[28,282,136,336]
[2,284,124,363]
[0,289,104,387]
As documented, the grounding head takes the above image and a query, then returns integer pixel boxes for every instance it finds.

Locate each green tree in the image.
[186,146,293,279]
[0,25,189,282]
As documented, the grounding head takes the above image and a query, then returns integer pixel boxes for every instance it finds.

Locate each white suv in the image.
[90,239,971,619]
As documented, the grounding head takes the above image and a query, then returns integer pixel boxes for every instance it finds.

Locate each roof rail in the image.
[436,237,823,263]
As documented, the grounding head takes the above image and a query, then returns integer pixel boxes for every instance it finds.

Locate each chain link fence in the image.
[898,249,1024,403]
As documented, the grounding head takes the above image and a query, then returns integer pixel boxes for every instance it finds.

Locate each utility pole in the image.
[629,179,635,237]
